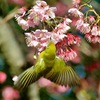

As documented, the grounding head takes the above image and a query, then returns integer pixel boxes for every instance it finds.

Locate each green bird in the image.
[13,41,80,91]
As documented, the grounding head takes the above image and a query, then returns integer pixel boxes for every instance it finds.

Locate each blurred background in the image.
[0,0,100,100]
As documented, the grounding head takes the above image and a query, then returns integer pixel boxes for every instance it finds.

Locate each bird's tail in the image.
[13,66,37,91]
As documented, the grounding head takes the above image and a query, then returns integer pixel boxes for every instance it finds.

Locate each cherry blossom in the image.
[55,34,80,62]
[68,8,83,18]
[88,15,95,23]
[2,86,20,100]
[17,18,29,30]
[91,25,98,36]
[0,72,7,84]
[54,23,70,34]
[25,29,52,51]
[72,0,81,6]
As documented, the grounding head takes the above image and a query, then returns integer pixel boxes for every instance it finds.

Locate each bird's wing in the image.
[14,66,38,91]
[44,57,80,87]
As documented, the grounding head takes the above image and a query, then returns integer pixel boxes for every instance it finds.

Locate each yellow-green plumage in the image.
[14,41,80,91]
[44,57,79,86]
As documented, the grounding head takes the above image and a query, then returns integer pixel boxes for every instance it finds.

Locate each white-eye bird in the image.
[13,41,80,91]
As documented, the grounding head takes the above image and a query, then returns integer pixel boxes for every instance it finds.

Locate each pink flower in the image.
[72,0,81,6]
[76,19,90,34]
[51,32,66,44]
[80,23,90,34]
[2,86,20,100]
[15,7,27,19]
[25,29,52,51]
[58,49,77,62]
[91,25,98,36]
[88,15,95,23]
[63,18,72,25]
[85,33,91,42]
[75,18,84,29]
[33,0,56,21]
[35,0,49,12]
[85,33,99,43]
[66,34,76,45]
[17,18,29,30]
[46,7,56,19]
[68,8,83,18]
[54,23,70,34]
[0,72,7,84]
[84,25,100,43]
[91,36,99,43]
[27,11,41,27]
[56,36,78,62]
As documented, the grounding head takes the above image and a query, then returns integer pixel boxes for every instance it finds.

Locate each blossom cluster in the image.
[15,1,56,30]
[69,7,100,43]
[15,0,100,62]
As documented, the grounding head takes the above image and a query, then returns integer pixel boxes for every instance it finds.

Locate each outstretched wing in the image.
[14,66,38,91]
[44,57,80,87]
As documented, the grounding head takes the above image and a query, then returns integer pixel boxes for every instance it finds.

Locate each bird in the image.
[13,41,80,91]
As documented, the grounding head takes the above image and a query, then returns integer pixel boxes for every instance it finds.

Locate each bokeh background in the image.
[0,0,100,100]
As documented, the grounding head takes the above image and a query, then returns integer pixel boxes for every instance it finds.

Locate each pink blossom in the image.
[76,19,90,34]
[72,0,81,7]
[85,33,92,42]
[63,34,81,46]
[88,15,95,23]
[91,25,98,36]
[75,18,84,29]
[85,33,99,43]
[25,32,39,47]
[63,18,72,25]
[80,23,90,34]
[15,7,27,19]
[74,35,81,45]
[33,1,56,20]
[54,23,70,34]
[68,8,83,18]
[18,7,27,16]
[51,32,66,44]
[2,86,20,100]
[35,0,49,11]
[97,36,100,43]
[58,49,77,62]
[98,29,100,36]
[67,34,75,45]
[56,37,78,62]
[91,36,99,43]
[17,18,29,30]
[27,11,41,27]
[73,0,81,4]
[72,0,81,6]
[46,7,56,19]
[0,72,7,84]
[25,29,52,51]
[84,25,100,43]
